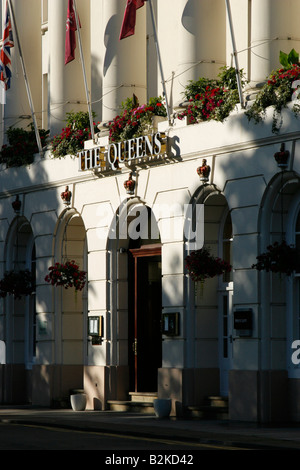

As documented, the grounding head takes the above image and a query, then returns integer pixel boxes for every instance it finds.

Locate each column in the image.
[48,0,66,136]
[251,0,300,84]
[102,0,147,122]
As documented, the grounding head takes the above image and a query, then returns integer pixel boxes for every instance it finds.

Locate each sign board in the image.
[78,132,168,173]
[234,309,252,336]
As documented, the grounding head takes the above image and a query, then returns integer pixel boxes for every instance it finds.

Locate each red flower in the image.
[45,260,86,291]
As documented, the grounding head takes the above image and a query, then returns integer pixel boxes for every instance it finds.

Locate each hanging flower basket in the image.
[185,247,232,282]
[252,240,299,275]
[45,260,86,291]
[0,269,34,299]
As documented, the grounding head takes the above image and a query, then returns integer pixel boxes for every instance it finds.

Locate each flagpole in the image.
[73,0,95,141]
[147,0,171,125]
[7,0,43,155]
[225,0,244,108]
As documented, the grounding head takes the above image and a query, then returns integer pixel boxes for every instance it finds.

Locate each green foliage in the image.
[108,96,167,143]
[246,49,300,133]
[279,48,299,68]
[51,111,98,158]
[177,66,246,124]
[0,124,49,167]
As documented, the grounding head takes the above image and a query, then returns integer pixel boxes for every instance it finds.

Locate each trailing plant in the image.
[0,124,49,167]
[45,260,86,291]
[51,111,98,158]
[185,246,232,283]
[177,66,246,124]
[0,269,34,299]
[245,49,300,133]
[252,240,299,275]
[108,96,167,143]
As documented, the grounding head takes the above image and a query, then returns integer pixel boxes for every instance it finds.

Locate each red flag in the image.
[0,1,14,90]
[65,0,80,65]
[119,0,145,40]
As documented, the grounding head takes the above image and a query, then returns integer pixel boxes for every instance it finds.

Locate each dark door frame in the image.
[129,244,162,392]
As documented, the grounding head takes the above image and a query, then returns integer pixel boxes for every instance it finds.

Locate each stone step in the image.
[107,400,155,414]
[129,392,157,403]
[204,396,228,408]
[184,396,229,420]
[185,405,229,420]
[107,392,158,413]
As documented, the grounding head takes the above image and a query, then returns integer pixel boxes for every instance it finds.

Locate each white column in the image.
[48,0,66,136]
[158,0,226,109]
[102,0,146,122]
[251,0,300,85]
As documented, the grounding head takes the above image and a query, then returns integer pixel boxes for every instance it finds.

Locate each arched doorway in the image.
[53,210,87,380]
[4,216,36,403]
[186,186,233,397]
[109,201,162,396]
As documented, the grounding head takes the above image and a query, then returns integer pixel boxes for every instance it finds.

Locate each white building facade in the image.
[1,0,300,422]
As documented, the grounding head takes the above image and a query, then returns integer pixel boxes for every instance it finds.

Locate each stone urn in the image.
[153,398,171,418]
[61,185,72,205]
[274,143,289,169]
[197,159,211,181]
[124,173,135,195]
[12,195,21,214]
[70,393,87,411]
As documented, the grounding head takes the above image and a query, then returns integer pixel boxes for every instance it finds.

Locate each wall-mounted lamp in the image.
[88,316,104,345]
[162,312,180,336]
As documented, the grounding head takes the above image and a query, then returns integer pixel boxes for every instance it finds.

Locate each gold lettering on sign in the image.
[78,132,168,172]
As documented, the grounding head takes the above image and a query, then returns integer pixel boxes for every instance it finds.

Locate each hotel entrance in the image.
[128,244,162,393]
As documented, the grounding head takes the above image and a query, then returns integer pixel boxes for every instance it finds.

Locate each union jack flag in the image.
[0,1,14,90]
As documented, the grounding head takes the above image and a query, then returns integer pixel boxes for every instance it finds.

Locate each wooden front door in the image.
[128,244,162,392]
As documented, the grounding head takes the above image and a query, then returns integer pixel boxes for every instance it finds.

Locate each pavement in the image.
[1,406,300,450]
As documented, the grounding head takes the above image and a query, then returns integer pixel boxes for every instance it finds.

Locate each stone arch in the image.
[106,198,161,397]
[52,209,88,367]
[3,215,36,403]
[184,183,233,397]
[257,171,300,372]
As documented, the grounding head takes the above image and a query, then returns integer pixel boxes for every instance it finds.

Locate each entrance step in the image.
[129,392,157,403]
[107,392,157,414]
[184,396,229,420]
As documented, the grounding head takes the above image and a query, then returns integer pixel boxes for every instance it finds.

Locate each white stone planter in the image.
[153,398,171,418]
[70,393,87,411]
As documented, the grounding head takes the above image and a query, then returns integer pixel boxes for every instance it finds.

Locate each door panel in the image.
[128,246,162,392]
[219,289,233,396]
